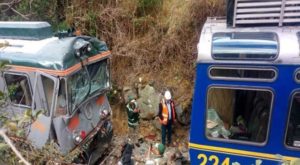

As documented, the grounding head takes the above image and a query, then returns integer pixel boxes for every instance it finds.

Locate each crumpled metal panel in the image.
[28,114,51,148]
[53,116,74,154]
[0,36,109,70]
[52,94,112,154]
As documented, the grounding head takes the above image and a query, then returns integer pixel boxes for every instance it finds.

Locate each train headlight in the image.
[73,39,90,57]
[100,109,109,119]
[73,130,86,144]
[75,49,81,57]
[74,135,82,144]
[87,44,92,52]
[73,133,82,144]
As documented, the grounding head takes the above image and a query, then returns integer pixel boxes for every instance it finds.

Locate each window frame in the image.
[294,68,300,84]
[66,66,90,115]
[211,32,280,61]
[36,72,60,117]
[208,66,278,82]
[88,58,110,95]
[57,77,69,117]
[284,90,300,151]
[40,74,56,116]
[205,85,274,146]
[4,72,33,108]
[297,32,300,57]
[66,58,111,115]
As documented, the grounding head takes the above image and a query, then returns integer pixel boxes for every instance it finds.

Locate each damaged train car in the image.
[0,22,113,164]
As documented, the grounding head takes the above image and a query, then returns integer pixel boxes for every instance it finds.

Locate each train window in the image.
[55,79,67,117]
[206,87,273,144]
[286,92,300,149]
[298,32,300,57]
[209,67,277,82]
[41,75,54,113]
[4,73,32,107]
[212,32,278,60]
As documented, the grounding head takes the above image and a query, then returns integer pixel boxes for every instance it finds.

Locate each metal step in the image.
[233,0,300,27]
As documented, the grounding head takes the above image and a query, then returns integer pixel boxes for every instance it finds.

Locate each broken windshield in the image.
[88,60,110,94]
[68,68,90,112]
[67,59,109,113]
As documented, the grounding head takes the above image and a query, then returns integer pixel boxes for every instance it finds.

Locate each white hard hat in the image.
[164,90,171,100]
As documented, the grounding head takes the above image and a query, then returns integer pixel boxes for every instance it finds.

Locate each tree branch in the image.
[0,0,30,20]
[0,129,31,165]
[0,0,21,8]
[10,7,29,20]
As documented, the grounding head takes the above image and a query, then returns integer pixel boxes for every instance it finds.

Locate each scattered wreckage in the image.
[0,21,113,164]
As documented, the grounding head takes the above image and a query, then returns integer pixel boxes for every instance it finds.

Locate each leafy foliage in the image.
[0,109,81,164]
[0,61,80,164]
[1,0,69,31]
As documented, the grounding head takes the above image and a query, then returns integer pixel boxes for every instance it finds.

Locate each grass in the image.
[63,0,225,109]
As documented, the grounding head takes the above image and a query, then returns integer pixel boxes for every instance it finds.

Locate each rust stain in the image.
[32,120,46,133]
[96,95,105,105]
[68,114,80,131]
[7,51,111,76]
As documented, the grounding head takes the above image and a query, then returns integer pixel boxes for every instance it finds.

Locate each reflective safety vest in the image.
[159,99,176,125]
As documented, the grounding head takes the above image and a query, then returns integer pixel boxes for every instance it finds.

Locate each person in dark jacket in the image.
[158,90,176,146]
[120,143,134,165]
[126,97,140,144]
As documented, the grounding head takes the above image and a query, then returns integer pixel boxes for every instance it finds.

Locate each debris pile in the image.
[100,135,190,165]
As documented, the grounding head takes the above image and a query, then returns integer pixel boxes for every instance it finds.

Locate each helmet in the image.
[156,143,165,155]
[164,90,171,100]
[128,95,135,102]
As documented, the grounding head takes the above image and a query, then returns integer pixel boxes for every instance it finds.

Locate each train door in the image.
[28,72,59,148]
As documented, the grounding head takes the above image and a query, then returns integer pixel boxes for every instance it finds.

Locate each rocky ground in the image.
[103,84,191,164]
[99,134,190,165]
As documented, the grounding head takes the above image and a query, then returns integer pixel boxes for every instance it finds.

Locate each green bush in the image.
[0,0,68,31]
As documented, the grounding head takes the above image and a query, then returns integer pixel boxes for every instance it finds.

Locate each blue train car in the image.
[189,17,300,164]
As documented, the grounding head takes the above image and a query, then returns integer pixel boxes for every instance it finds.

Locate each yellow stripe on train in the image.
[189,143,299,162]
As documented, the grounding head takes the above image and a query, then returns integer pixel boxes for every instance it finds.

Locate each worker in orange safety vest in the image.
[157,90,176,146]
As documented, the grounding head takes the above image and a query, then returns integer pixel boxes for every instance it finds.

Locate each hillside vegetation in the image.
[66,0,225,109]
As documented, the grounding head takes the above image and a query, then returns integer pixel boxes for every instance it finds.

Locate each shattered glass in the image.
[4,73,32,107]
[68,69,90,112]
[89,60,109,94]
[67,59,109,113]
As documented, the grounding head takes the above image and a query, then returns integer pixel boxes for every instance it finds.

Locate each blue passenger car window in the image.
[298,32,300,55]
[295,70,300,83]
[212,32,278,60]
[286,92,300,149]
[209,67,277,82]
[206,87,273,144]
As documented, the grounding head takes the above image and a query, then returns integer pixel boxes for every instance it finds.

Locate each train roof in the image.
[0,21,52,40]
[0,22,110,71]
[197,17,300,65]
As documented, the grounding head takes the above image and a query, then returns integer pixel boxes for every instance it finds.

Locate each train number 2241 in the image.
[198,154,230,165]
